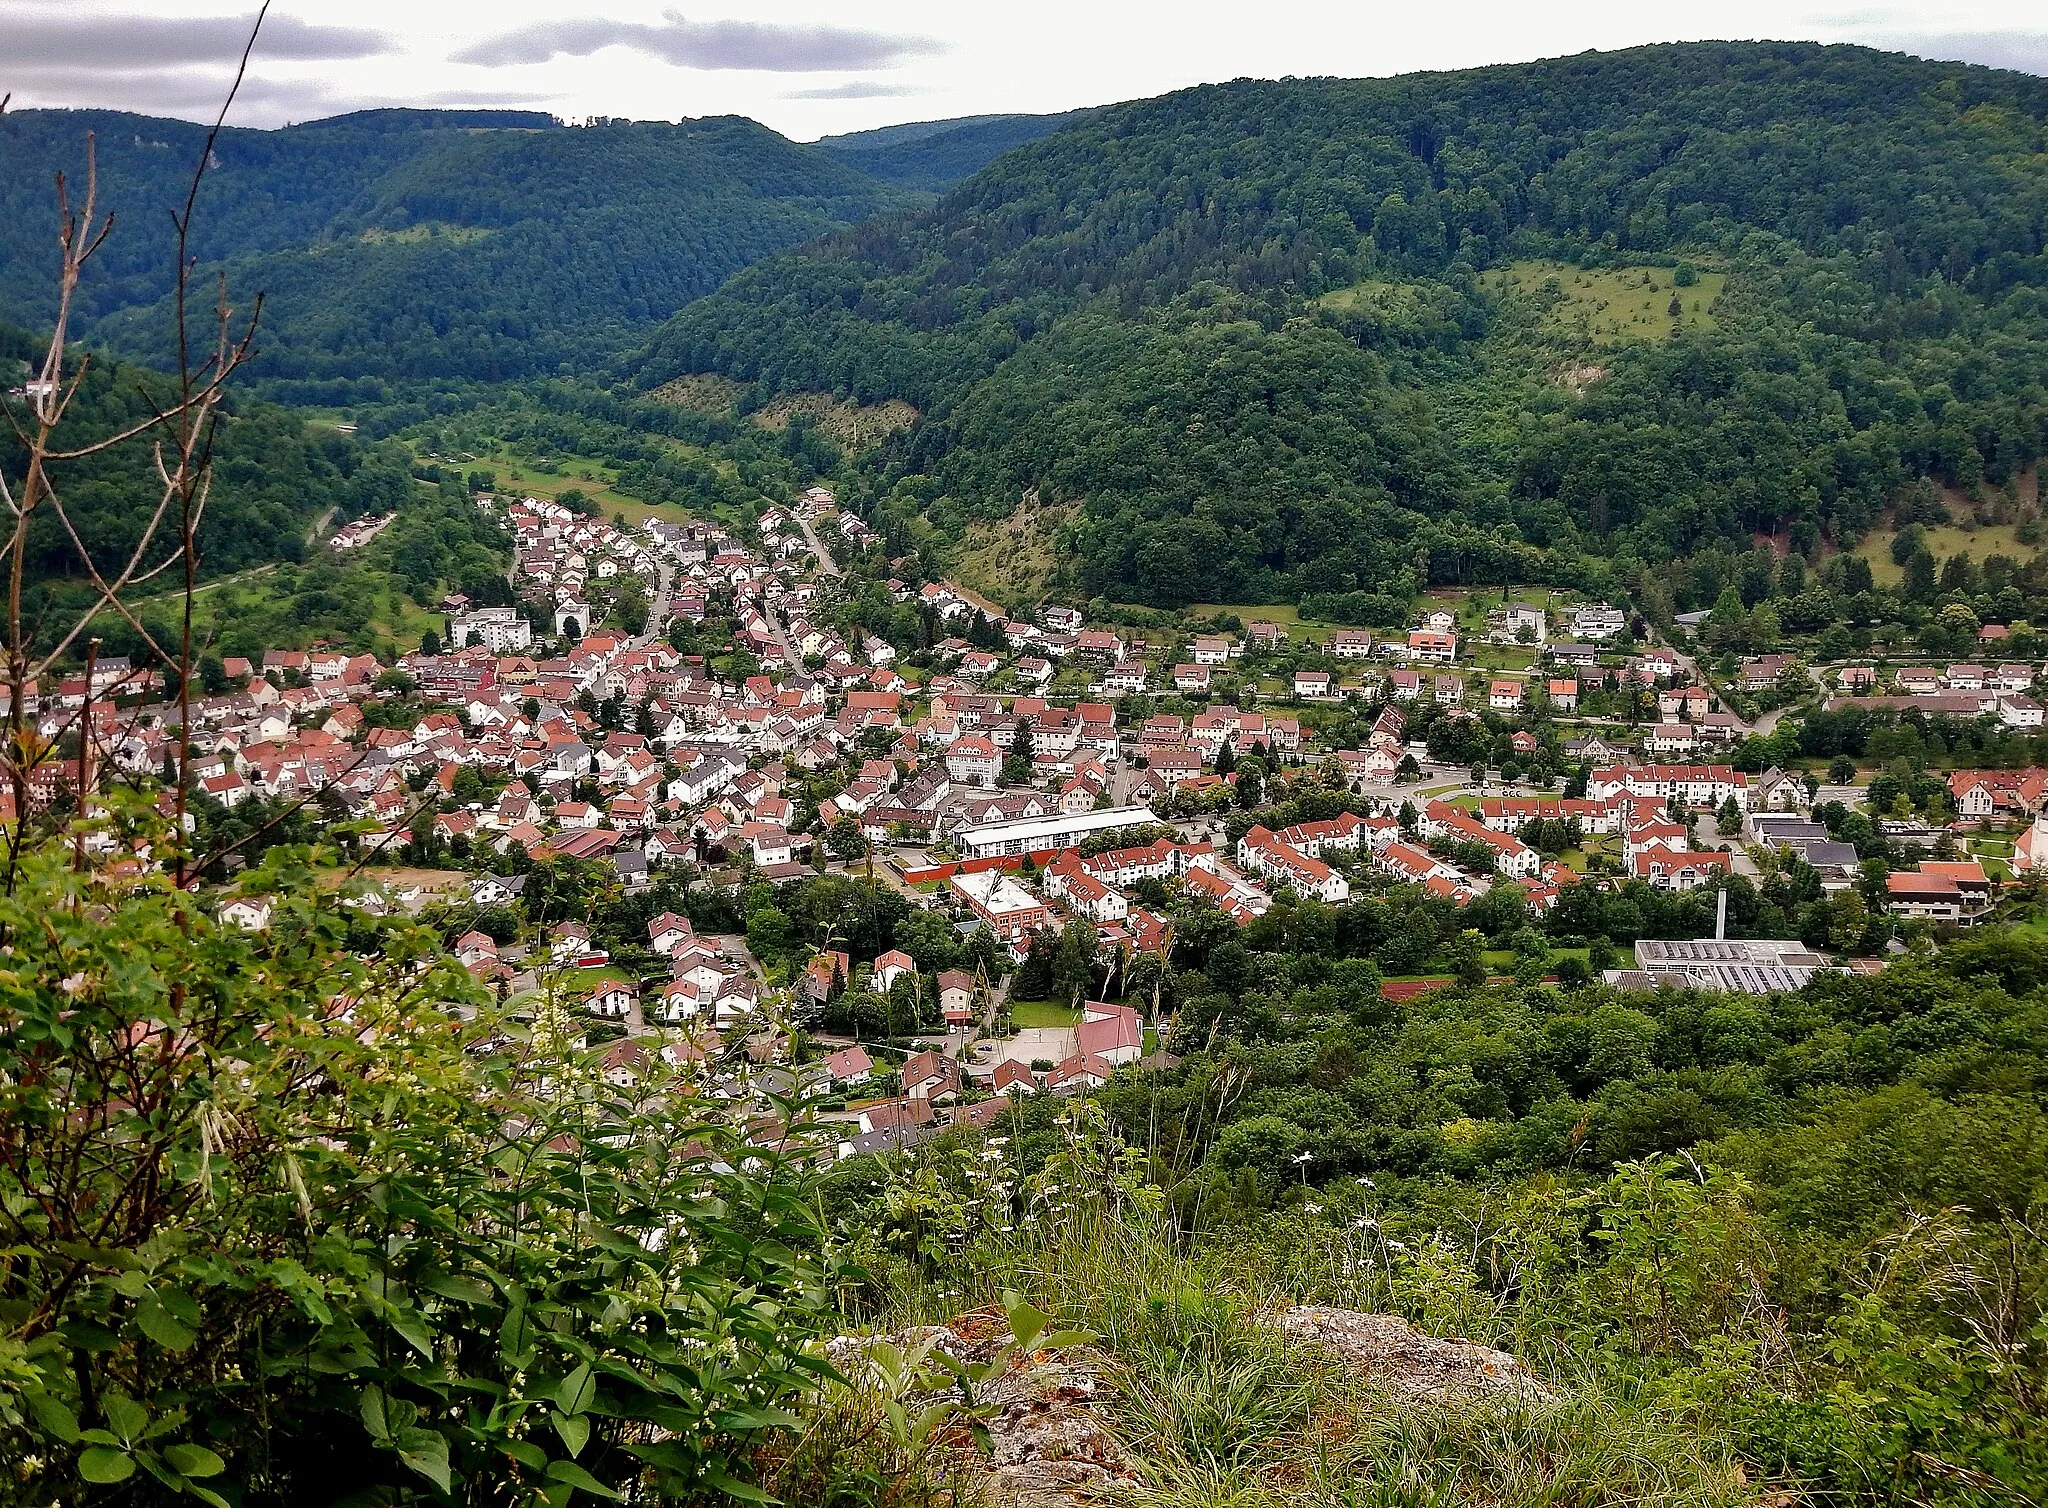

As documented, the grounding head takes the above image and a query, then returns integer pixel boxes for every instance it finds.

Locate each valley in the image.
[3,35,2048,1508]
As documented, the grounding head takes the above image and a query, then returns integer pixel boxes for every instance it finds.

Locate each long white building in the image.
[956,804,1161,859]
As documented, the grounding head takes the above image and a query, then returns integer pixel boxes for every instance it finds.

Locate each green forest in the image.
[638,43,2048,605]
[0,108,911,389]
[813,110,1094,192]
[0,323,393,583]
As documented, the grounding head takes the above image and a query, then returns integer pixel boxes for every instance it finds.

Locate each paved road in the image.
[761,597,803,670]
[1750,700,1805,736]
[1697,814,1761,877]
[1647,624,1818,736]
[641,562,674,643]
[795,512,842,579]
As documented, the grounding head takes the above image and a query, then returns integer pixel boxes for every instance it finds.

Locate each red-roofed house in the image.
[1076,1001,1142,1065]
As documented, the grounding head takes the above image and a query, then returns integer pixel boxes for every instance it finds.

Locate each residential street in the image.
[795,511,842,578]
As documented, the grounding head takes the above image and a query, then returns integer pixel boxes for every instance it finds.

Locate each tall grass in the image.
[837,1201,1768,1507]
[827,1119,1783,1507]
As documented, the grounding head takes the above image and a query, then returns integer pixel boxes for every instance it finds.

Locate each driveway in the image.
[1697,815,1762,878]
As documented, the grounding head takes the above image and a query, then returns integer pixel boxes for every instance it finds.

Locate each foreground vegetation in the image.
[825,928,2048,1508]
[0,827,839,1506]
[6,797,2041,1507]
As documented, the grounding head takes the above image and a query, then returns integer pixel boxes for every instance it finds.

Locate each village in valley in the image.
[40,475,2048,1158]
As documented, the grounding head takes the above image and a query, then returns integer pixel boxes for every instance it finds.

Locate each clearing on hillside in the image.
[1853,519,2035,585]
[425,448,702,528]
[949,502,1077,608]
[650,375,916,451]
[1483,259,1726,343]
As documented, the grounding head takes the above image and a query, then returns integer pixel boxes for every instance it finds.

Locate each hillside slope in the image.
[0,108,911,389]
[638,43,2048,607]
[813,109,1096,190]
[0,319,425,653]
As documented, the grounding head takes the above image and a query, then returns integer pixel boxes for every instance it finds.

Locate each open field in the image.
[180,562,446,658]
[1007,1000,1081,1029]
[1181,603,1350,643]
[438,448,700,527]
[649,375,916,452]
[1853,519,2032,585]
[1187,602,1303,627]
[1483,946,1591,969]
[319,865,469,896]
[359,223,492,247]
[1482,258,1726,343]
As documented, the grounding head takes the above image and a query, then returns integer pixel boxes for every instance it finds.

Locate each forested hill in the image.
[813,110,1096,190]
[0,108,912,393]
[637,43,2048,607]
[2,321,417,607]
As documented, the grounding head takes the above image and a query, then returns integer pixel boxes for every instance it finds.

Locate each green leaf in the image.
[386,1304,435,1360]
[359,1386,391,1443]
[500,1301,533,1365]
[164,1443,225,1478]
[137,1297,199,1352]
[710,1405,800,1433]
[555,1363,595,1416]
[552,1410,590,1459]
[1005,1298,1049,1353]
[543,1459,620,1499]
[27,1393,80,1442]
[499,1439,548,1469]
[78,1446,135,1484]
[58,1319,120,1352]
[702,1465,775,1503]
[424,1272,495,1307]
[186,1487,231,1508]
[54,1241,144,1271]
[394,1428,452,1494]
[102,1392,148,1443]
[141,1448,186,1491]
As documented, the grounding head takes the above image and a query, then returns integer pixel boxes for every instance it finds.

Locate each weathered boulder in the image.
[1275,1306,1552,1402]
[828,1312,1138,1507]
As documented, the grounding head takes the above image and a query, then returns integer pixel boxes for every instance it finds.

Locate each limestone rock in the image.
[1275,1305,1552,1402]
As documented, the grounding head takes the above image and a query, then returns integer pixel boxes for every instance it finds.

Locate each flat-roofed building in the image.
[950,869,1053,943]
[1616,938,1838,994]
[956,804,1161,859]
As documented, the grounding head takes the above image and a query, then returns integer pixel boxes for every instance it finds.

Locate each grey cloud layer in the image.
[0,8,391,68]
[6,66,551,126]
[453,11,944,72]
[782,81,930,99]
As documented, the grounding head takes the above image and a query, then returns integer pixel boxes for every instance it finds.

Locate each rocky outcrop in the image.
[1275,1306,1552,1402]
[831,1305,1548,1506]
[827,1312,1138,1507]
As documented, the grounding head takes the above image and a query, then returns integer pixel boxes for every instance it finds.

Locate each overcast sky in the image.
[3,0,2045,139]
